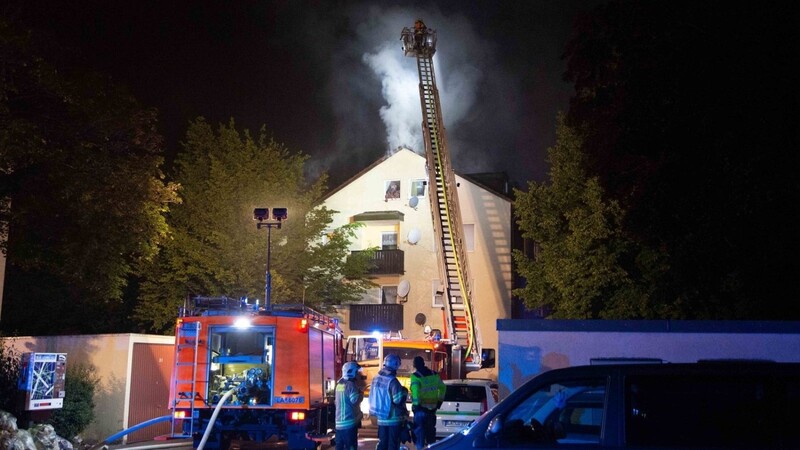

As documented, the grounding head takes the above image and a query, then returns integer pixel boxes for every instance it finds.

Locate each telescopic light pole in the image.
[254,208,287,311]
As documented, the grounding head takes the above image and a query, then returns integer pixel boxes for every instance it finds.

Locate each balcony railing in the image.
[349,304,404,332]
[350,249,405,275]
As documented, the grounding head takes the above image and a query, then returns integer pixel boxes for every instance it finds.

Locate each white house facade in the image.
[323,148,512,377]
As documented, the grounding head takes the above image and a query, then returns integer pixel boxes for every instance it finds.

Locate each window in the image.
[382,285,398,304]
[410,179,426,197]
[444,385,487,403]
[463,223,475,252]
[382,232,398,250]
[500,378,606,445]
[432,280,444,307]
[385,180,401,201]
[319,229,334,245]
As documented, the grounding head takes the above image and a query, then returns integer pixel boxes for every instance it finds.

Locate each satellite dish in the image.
[407,228,421,245]
[408,196,419,208]
[398,279,411,297]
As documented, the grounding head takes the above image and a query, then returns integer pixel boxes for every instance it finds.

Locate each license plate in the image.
[444,420,471,427]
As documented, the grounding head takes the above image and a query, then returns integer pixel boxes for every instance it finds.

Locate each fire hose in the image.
[197,387,236,450]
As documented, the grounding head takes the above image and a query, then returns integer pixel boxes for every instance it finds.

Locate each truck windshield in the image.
[387,348,432,375]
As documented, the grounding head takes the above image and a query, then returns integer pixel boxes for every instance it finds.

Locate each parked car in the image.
[428,361,800,449]
[435,379,498,438]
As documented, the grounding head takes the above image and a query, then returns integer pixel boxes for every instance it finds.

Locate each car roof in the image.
[535,361,800,381]
[499,361,800,406]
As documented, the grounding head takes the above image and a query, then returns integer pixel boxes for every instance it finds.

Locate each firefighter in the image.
[410,356,446,448]
[369,353,408,450]
[335,361,364,450]
[414,19,426,49]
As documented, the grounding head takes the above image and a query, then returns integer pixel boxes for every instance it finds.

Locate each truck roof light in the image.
[234,317,251,329]
[299,318,308,332]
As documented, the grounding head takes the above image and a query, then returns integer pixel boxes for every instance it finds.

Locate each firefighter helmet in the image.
[383,353,401,371]
[343,361,360,379]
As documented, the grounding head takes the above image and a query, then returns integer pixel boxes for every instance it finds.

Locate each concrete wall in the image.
[2,333,174,443]
[497,320,800,399]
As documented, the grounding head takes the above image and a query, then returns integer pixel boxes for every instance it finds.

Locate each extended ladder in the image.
[170,320,201,438]
[401,23,480,366]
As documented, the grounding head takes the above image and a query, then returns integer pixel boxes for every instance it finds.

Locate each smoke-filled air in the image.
[308,3,531,186]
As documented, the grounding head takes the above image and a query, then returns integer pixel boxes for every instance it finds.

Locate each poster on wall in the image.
[18,352,67,410]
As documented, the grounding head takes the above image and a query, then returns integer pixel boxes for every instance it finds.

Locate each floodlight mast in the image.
[254,208,287,311]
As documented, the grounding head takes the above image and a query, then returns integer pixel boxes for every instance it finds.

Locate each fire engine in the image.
[345,333,464,422]
[168,296,343,450]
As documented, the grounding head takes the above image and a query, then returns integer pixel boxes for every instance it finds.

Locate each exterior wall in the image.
[2,333,174,444]
[324,148,511,379]
[497,320,800,399]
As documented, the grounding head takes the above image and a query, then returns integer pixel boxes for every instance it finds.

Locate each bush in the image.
[48,364,99,440]
[0,342,23,417]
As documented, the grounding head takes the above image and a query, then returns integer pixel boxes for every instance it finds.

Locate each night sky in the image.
[8,0,602,189]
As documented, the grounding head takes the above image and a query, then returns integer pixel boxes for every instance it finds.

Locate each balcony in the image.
[351,249,405,275]
[349,304,404,332]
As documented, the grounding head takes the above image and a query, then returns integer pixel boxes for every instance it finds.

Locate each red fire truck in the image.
[168,296,343,450]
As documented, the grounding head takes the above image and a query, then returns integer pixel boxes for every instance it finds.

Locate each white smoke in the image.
[315,2,583,186]
[358,9,497,159]
[363,41,422,154]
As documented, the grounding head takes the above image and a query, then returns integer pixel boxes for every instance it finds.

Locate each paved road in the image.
[115,419,419,450]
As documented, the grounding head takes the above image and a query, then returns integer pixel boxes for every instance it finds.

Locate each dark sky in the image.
[10,0,602,189]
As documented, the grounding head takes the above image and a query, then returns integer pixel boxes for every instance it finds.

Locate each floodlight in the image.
[253,208,269,221]
[272,208,288,221]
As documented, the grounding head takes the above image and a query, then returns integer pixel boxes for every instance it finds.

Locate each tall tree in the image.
[0,16,178,334]
[562,1,799,318]
[133,118,373,334]
[513,116,671,319]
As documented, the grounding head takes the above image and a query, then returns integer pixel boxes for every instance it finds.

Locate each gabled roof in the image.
[322,151,396,201]
[322,147,512,202]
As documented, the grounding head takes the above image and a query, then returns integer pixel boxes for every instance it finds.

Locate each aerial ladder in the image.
[401,20,481,369]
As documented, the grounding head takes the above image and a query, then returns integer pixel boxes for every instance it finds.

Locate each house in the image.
[323,148,513,379]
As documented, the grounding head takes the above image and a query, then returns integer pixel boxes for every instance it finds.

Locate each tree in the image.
[0,341,21,416]
[48,363,99,440]
[562,1,799,318]
[0,16,179,334]
[513,116,672,319]
[133,118,373,333]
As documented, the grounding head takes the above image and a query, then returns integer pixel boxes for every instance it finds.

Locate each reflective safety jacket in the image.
[368,368,407,426]
[410,366,446,410]
[335,377,363,430]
